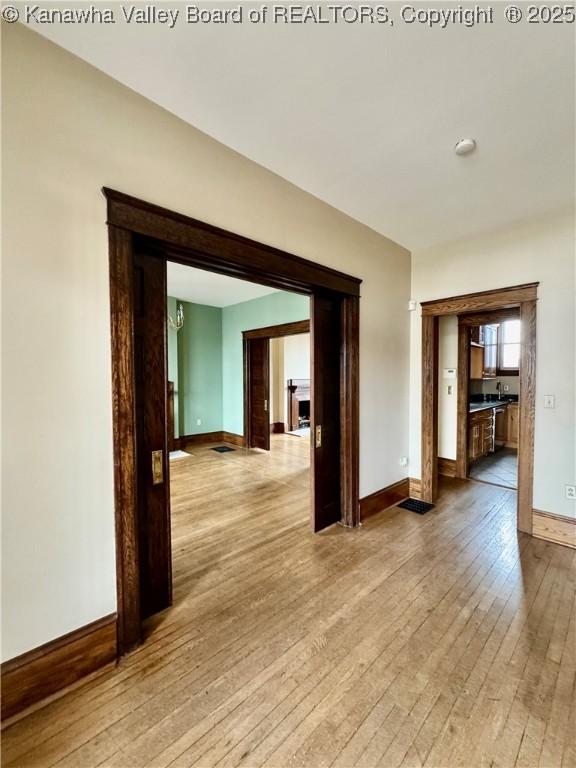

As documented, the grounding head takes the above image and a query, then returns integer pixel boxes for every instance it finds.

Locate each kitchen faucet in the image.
[496,381,502,400]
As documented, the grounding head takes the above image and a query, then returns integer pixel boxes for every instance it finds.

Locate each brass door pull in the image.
[152,450,163,485]
[315,425,322,448]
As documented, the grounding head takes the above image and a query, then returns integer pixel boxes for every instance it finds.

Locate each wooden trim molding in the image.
[438,457,457,478]
[456,323,470,480]
[270,422,285,434]
[243,320,310,340]
[105,189,361,652]
[421,315,439,503]
[108,225,141,653]
[517,300,537,535]
[104,189,360,297]
[179,431,246,448]
[409,478,422,500]
[360,479,409,521]
[458,308,520,326]
[421,283,538,316]
[340,295,360,527]
[421,283,538,534]
[533,510,576,549]
[1,614,117,720]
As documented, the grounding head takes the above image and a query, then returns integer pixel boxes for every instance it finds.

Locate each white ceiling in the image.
[167,262,278,307]
[23,4,575,249]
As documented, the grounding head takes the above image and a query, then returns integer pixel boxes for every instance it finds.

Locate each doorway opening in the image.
[466,311,520,490]
[165,264,313,622]
[243,319,310,449]
[105,188,361,653]
[436,309,521,492]
[421,283,537,535]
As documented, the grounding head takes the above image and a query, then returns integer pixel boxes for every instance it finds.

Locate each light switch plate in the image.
[544,395,555,409]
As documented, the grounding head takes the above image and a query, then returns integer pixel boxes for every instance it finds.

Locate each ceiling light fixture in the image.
[454,138,477,156]
[168,302,184,332]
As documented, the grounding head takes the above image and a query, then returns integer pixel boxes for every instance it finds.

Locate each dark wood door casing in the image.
[105,188,361,653]
[311,293,342,532]
[245,338,271,450]
[133,249,172,619]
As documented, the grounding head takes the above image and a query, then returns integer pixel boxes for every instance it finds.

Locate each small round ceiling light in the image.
[454,138,477,156]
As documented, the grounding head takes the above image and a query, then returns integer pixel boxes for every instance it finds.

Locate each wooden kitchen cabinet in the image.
[470,346,484,380]
[468,409,495,462]
[507,403,519,448]
[469,324,499,380]
[482,324,499,378]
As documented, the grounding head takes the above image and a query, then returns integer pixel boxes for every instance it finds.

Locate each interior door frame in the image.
[243,320,310,447]
[104,189,361,654]
[420,283,538,535]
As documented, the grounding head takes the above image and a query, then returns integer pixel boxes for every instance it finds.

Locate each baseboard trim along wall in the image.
[532,509,576,549]
[409,478,422,499]
[178,431,246,448]
[1,613,117,720]
[360,479,409,521]
[438,457,457,478]
[270,422,285,434]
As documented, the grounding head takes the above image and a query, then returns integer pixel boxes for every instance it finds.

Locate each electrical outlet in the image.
[196,418,202,426]
[447,385,454,395]
[399,456,408,467]
[566,485,576,500]
[544,395,555,409]
[503,385,509,392]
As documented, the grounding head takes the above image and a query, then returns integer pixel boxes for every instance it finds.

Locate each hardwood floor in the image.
[2,435,575,768]
[469,447,518,490]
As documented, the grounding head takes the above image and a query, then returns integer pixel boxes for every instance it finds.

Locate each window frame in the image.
[497,319,520,376]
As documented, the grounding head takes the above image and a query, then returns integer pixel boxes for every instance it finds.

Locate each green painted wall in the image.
[168,291,309,439]
[167,297,180,438]
[176,301,223,436]
[222,292,309,435]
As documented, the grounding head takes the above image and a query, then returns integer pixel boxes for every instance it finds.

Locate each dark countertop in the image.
[469,400,517,414]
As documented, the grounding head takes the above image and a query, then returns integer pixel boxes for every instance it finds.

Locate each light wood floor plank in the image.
[2,436,574,768]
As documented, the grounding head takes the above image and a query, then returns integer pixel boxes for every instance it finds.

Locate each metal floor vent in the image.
[211,446,236,453]
[397,498,435,515]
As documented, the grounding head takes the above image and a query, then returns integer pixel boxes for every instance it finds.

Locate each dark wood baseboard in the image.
[178,431,246,448]
[360,479,409,521]
[438,457,457,478]
[270,422,285,434]
[1,613,117,720]
[222,431,246,447]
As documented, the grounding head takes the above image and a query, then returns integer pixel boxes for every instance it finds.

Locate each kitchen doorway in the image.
[420,283,537,535]
[466,310,520,490]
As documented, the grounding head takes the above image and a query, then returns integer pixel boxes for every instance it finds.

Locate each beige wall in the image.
[2,25,411,660]
[410,209,575,519]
